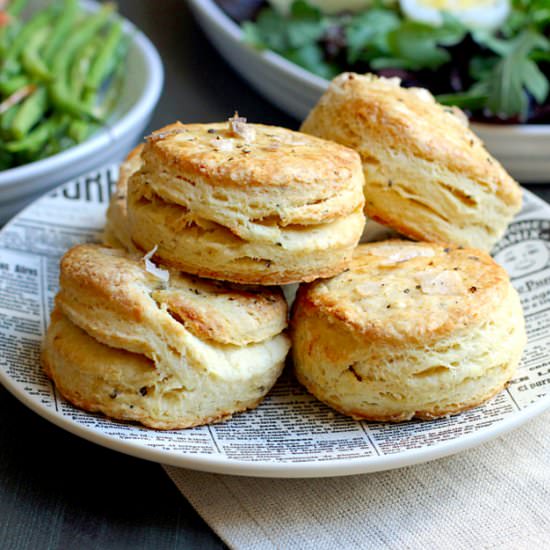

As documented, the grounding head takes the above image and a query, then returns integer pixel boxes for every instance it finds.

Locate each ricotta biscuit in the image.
[42,244,290,429]
[126,118,366,284]
[291,240,526,421]
[301,73,522,251]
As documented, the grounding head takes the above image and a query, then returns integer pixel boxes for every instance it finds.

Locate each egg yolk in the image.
[417,0,498,9]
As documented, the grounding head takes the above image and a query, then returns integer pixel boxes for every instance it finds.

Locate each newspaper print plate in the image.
[1,165,549,478]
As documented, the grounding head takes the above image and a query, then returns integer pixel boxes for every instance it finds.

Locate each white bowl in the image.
[189,0,550,183]
[0,0,164,223]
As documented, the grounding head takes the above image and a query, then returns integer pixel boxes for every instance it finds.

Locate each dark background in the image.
[1,1,549,549]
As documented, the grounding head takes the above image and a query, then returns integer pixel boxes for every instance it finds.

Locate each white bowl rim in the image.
[190,0,550,135]
[0,0,164,190]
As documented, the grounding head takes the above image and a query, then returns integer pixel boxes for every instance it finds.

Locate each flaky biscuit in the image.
[301,73,522,251]
[42,244,290,429]
[126,120,366,284]
[291,240,526,422]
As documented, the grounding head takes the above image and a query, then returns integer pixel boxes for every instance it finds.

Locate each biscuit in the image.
[103,144,143,251]
[42,244,290,429]
[126,119,366,284]
[291,240,526,421]
[301,73,522,251]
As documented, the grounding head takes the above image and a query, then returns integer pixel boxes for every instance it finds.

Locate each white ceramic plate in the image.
[0,0,164,223]
[0,167,549,478]
[188,0,550,183]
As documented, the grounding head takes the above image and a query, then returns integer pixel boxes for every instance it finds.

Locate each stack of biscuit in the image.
[42,115,367,429]
[43,76,527,429]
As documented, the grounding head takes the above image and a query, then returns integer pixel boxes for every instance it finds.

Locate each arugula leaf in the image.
[376,17,466,71]
[242,1,327,53]
[345,9,400,64]
[242,11,289,52]
[438,79,490,111]
[285,43,339,79]
[521,58,549,104]
[290,0,321,18]
[486,30,550,118]
[287,1,327,49]
[437,90,488,111]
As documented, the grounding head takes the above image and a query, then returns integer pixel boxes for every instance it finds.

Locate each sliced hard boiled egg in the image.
[399,0,510,31]
[268,0,373,15]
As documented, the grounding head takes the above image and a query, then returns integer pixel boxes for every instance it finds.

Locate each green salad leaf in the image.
[242,0,339,77]
[374,17,465,70]
[345,9,400,64]
[486,30,550,118]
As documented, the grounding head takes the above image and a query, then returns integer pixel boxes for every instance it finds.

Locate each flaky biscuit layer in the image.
[43,311,286,430]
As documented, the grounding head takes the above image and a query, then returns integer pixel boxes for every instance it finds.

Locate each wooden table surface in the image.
[1,2,549,549]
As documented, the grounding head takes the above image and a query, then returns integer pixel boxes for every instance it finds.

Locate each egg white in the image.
[400,0,510,31]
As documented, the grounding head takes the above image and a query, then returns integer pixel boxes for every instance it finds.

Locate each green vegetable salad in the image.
[0,0,128,170]
[231,0,550,123]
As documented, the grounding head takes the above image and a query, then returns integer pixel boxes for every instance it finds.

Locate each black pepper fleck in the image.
[469,286,477,293]
[139,386,148,396]
[348,365,363,382]
[207,129,216,134]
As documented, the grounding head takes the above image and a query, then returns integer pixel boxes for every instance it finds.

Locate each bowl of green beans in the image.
[0,0,164,223]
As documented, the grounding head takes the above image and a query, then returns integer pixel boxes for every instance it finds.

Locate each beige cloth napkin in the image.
[164,409,550,550]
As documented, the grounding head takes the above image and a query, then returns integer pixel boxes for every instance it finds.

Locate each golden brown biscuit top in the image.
[302,73,521,208]
[59,244,287,346]
[295,240,511,343]
[142,119,362,190]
